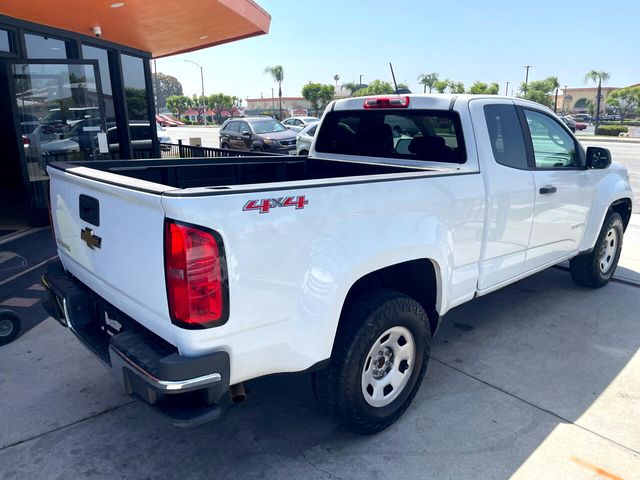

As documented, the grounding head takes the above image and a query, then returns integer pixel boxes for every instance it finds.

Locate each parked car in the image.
[296,122,319,155]
[156,123,171,147]
[44,94,632,435]
[282,116,320,132]
[574,122,587,131]
[219,117,297,153]
[560,116,577,132]
[573,114,592,123]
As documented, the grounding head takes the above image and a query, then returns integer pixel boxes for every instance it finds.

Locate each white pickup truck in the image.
[43,94,633,434]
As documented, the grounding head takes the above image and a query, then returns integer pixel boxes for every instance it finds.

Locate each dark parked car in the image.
[219,117,297,153]
[560,116,577,133]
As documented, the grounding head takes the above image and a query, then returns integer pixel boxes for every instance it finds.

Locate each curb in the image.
[576,136,640,144]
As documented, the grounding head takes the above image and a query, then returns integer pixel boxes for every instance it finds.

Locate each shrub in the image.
[595,125,628,136]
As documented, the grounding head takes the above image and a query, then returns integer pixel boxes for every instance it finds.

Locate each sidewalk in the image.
[576,135,640,144]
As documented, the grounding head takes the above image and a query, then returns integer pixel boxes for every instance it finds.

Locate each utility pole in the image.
[359,74,363,88]
[563,85,568,114]
[504,81,510,96]
[184,60,207,126]
[553,87,558,113]
[523,65,533,96]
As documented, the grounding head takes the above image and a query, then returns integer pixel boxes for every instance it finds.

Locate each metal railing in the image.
[160,140,282,159]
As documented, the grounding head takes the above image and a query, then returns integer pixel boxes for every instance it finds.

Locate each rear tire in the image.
[220,142,230,149]
[570,211,624,288]
[298,150,308,156]
[0,311,21,345]
[313,290,431,434]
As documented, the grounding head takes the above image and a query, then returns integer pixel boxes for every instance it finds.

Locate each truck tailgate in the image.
[48,166,175,344]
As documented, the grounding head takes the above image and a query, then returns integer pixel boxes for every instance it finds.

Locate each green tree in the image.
[333,74,340,88]
[518,77,559,107]
[584,70,610,129]
[607,87,640,123]
[207,93,241,124]
[353,80,395,97]
[302,83,335,116]
[342,81,363,96]
[153,72,183,109]
[433,79,450,93]
[166,94,191,119]
[264,65,284,119]
[468,81,500,95]
[448,81,465,94]
[418,72,439,93]
[191,94,207,123]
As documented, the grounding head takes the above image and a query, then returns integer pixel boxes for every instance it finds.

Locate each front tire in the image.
[570,211,624,288]
[313,290,431,434]
[0,310,21,345]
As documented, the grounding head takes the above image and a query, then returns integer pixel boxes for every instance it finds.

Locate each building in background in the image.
[558,83,640,115]
[0,1,270,231]
[245,97,312,117]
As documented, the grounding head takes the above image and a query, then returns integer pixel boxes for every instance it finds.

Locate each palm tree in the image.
[264,65,284,119]
[584,70,610,131]
[333,74,340,88]
[418,73,439,93]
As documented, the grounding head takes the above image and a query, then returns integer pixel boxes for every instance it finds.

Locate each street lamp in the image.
[504,81,510,96]
[359,74,363,88]
[523,65,533,96]
[184,60,207,126]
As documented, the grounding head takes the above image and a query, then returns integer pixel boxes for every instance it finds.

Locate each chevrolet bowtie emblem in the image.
[80,227,102,249]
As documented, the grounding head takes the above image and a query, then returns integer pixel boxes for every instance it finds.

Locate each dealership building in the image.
[0,1,270,233]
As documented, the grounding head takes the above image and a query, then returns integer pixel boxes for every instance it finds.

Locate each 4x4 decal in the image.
[243,196,308,214]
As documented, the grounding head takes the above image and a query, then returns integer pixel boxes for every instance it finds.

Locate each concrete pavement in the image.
[1,244,640,478]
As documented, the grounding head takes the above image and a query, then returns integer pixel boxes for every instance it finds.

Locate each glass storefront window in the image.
[25,33,68,59]
[82,45,120,157]
[0,29,12,53]
[12,63,105,208]
[121,54,149,121]
[121,53,153,158]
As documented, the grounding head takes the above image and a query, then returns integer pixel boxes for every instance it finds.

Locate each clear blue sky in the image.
[156,0,639,102]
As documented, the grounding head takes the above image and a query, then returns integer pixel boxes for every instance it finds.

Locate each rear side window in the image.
[484,104,528,169]
[314,109,466,164]
[225,121,239,133]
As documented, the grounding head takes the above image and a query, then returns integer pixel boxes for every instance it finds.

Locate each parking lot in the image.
[0,140,638,479]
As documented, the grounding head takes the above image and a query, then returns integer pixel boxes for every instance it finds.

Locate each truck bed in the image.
[50,156,431,191]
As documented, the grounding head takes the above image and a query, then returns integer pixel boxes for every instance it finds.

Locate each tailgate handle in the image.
[79,194,100,226]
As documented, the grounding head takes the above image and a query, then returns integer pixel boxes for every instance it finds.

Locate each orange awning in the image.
[2,0,271,58]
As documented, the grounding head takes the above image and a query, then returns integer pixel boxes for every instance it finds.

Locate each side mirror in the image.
[586,146,612,169]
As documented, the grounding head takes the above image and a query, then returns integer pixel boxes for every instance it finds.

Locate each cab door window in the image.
[523,109,580,169]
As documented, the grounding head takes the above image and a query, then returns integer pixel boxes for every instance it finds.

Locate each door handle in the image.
[539,185,557,195]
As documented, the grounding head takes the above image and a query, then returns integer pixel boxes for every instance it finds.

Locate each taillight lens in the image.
[23,135,30,146]
[363,96,410,109]
[164,220,228,328]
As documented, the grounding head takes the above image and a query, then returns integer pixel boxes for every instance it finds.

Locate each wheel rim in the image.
[0,318,14,337]
[361,326,416,408]
[599,227,619,273]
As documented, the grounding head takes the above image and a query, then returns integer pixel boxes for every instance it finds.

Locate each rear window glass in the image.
[315,109,466,164]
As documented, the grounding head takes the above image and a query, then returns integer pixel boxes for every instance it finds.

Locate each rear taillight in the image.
[164,220,228,329]
[22,135,30,146]
[363,96,410,109]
